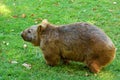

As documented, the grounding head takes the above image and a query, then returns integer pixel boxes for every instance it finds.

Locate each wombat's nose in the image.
[21,32,24,38]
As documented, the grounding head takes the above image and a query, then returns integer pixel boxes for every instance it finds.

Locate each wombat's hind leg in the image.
[88,61,102,73]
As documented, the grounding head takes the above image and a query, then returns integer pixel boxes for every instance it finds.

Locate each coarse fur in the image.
[21,19,116,73]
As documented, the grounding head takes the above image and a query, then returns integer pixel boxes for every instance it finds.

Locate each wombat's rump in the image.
[21,20,116,73]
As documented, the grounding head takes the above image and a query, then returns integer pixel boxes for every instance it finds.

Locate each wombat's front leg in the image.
[43,52,60,66]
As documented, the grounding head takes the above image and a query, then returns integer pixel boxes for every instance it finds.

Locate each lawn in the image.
[0,0,120,80]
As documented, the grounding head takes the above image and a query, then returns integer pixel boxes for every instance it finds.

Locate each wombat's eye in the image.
[28,30,31,33]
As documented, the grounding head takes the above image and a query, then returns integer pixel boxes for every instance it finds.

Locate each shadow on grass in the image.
[41,61,90,75]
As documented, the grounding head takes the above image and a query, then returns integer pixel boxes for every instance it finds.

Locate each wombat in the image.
[21,19,116,73]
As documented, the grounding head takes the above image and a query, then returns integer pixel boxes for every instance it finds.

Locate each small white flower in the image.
[113,2,117,4]
[6,43,9,46]
[3,41,6,44]
[85,72,89,76]
[94,73,97,76]
[23,44,27,48]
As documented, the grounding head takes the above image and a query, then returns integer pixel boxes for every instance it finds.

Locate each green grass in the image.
[0,0,120,80]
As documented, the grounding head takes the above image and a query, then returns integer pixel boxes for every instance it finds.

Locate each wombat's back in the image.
[58,22,113,47]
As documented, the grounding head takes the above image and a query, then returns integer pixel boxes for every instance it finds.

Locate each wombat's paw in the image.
[90,67,100,73]
[46,61,58,67]
[83,66,89,69]
[63,60,70,65]
[89,61,101,73]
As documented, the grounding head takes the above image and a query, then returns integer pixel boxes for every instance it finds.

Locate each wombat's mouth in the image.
[23,37,32,42]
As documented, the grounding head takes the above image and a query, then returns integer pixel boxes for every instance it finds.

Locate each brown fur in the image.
[21,19,116,73]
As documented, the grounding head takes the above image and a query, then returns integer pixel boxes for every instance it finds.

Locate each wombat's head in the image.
[21,19,49,46]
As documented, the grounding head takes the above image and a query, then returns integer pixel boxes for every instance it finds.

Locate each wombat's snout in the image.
[21,31,26,41]
[21,32,24,38]
[21,31,32,42]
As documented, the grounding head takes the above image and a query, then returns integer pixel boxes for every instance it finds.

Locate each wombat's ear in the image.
[37,24,46,33]
[42,19,48,24]
[37,19,49,32]
[37,25,41,32]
